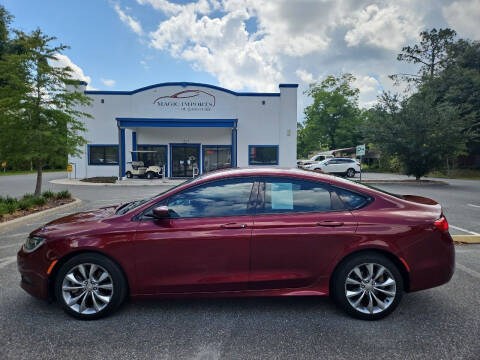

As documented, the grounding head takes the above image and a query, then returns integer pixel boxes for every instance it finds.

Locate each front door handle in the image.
[221,223,247,229]
[317,220,344,227]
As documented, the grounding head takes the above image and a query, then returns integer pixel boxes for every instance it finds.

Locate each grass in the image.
[426,169,480,180]
[0,190,72,217]
[80,176,117,184]
[0,169,66,176]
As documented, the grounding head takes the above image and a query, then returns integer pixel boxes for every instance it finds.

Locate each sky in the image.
[3,0,480,121]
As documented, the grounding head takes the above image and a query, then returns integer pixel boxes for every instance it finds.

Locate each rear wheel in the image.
[333,253,403,320]
[55,253,127,320]
[346,168,355,178]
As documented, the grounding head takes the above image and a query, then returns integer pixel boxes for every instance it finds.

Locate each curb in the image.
[0,198,82,233]
[50,178,184,187]
[452,235,480,244]
[355,180,448,185]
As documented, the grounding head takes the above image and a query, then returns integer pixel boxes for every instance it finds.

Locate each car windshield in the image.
[115,178,194,215]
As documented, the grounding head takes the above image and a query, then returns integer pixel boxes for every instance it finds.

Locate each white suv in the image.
[304,158,360,177]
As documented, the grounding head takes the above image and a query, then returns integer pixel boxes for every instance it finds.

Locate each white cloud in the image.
[113,3,143,35]
[354,75,380,94]
[125,0,480,117]
[443,0,480,40]
[296,69,314,84]
[344,3,422,50]
[101,78,116,87]
[50,54,96,90]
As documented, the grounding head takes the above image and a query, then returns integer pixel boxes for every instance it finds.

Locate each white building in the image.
[68,81,298,179]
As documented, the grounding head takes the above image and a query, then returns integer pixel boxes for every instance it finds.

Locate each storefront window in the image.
[89,145,119,165]
[248,145,278,165]
[203,146,232,172]
[137,145,167,168]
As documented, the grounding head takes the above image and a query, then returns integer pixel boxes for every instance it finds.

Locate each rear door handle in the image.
[221,223,247,229]
[316,220,344,227]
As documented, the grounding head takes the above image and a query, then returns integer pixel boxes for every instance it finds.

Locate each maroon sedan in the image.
[17,168,454,320]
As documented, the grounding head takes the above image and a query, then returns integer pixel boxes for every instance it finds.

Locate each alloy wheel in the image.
[61,263,114,315]
[344,262,396,315]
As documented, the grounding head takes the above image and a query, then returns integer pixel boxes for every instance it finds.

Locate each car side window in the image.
[258,178,333,214]
[334,187,370,209]
[166,178,255,218]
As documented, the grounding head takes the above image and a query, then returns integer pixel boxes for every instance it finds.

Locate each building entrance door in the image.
[171,144,200,178]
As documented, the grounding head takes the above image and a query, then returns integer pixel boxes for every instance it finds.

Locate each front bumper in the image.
[17,246,52,301]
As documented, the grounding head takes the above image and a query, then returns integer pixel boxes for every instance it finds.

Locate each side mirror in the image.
[152,206,170,219]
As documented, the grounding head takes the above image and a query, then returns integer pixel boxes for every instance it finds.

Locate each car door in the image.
[249,177,357,290]
[134,178,257,294]
[322,159,337,173]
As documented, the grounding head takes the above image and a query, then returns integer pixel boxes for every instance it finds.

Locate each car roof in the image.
[193,167,338,184]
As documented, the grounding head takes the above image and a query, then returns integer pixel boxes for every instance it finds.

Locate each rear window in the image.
[334,187,370,210]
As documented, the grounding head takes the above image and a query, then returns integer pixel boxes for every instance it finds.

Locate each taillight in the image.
[356,163,360,166]
[434,216,449,232]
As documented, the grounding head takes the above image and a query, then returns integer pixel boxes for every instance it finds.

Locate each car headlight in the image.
[23,236,46,253]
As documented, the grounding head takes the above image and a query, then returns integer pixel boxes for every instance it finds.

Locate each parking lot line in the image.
[0,243,21,250]
[0,256,16,269]
[456,263,480,280]
[467,203,480,208]
[450,225,480,236]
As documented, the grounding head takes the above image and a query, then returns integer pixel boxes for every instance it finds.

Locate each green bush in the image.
[32,196,47,206]
[6,202,18,213]
[0,203,9,216]
[55,190,71,200]
[22,193,35,200]
[42,190,55,199]
[18,198,34,210]
[0,196,18,205]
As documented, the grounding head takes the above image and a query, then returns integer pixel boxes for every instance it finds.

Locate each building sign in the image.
[153,89,216,112]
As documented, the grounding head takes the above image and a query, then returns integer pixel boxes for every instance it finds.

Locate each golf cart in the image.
[126,151,164,179]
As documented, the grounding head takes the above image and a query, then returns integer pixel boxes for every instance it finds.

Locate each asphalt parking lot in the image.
[1,172,479,359]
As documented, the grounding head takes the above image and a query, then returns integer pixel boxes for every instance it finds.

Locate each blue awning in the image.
[116,118,238,128]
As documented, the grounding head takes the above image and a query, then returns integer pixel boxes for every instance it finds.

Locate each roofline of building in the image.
[83,81,290,97]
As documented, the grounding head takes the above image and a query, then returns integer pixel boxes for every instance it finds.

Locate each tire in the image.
[346,168,355,178]
[126,171,132,179]
[54,253,127,320]
[332,252,404,320]
[146,171,155,179]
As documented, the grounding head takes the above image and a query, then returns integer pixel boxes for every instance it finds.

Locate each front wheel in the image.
[126,171,132,178]
[346,168,355,178]
[332,253,403,320]
[146,171,155,179]
[54,253,127,320]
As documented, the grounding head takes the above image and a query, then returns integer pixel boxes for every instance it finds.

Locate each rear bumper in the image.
[17,248,51,301]
[406,231,455,292]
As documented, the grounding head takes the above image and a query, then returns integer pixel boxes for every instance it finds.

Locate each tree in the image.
[428,39,480,149]
[392,28,457,84]
[299,74,363,157]
[0,28,91,195]
[366,91,466,179]
[0,5,13,58]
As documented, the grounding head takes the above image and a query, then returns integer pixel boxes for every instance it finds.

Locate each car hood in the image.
[32,206,118,238]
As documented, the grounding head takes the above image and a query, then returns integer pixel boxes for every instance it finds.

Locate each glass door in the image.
[171,144,200,178]
[203,146,232,173]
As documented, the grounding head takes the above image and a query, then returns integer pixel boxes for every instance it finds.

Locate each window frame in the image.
[255,176,345,215]
[138,177,258,220]
[330,185,374,210]
[202,145,233,173]
[88,144,119,166]
[248,145,279,166]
